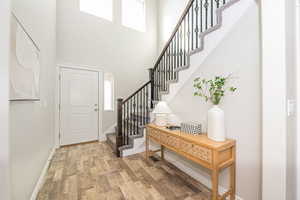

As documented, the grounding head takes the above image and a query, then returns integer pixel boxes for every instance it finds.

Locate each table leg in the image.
[161,145,165,160]
[145,134,149,160]
[230,163,236,200]
[211,169,219,200]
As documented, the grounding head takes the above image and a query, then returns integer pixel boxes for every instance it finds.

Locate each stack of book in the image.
[180,122,202,135]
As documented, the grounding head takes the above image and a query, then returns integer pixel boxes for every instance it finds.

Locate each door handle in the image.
[94,108,99,112]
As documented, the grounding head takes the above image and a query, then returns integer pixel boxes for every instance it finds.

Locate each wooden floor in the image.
[37,142,210,200]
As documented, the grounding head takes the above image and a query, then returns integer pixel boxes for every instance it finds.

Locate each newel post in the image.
[116,98,123,157]
[148,68,154,109]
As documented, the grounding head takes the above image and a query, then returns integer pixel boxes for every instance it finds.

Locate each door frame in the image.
[296,1,300,199]
[55,64,104,147]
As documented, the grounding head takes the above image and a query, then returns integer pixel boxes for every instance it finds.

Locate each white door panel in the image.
[60,68,99,146]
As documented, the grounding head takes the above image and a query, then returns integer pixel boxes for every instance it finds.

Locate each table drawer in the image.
[180,140,212,163]
[160,131,180,149]
[148,128,161,140]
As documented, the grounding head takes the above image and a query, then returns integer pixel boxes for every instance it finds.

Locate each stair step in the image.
[106,132,116,151]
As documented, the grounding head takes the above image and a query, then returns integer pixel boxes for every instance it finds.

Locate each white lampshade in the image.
[152,101,172,114]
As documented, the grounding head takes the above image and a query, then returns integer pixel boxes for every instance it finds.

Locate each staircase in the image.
[107,0,240,157]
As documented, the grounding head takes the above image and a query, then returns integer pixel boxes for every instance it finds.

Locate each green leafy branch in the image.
[193,74,237,105]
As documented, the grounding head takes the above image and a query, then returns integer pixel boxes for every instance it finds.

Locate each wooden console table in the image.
[146,124,236,200]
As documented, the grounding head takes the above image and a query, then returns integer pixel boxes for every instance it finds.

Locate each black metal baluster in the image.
[142,88,145,125]
[158,64,161,93]
[126,102,129,144]
[146,86,149,123]
[138,92,140,134]
[195,0,199,48]
[161,61,164,91]
[169,42,172,81]
[187,10,191,53]
[216,0,220,8]
[163,56,166,91]
[136,94,139,135]
[191,2,194,50]
[122,105,124,145]
[211,0,213,27]
[129,99,134,135]
[162,56,165,91]
[180,25,183,67]
[183,18,186,66]
[140,91,142,126]
[177,32,180,69]
[164,54,167,90]
[168,47,171,81]
[167,52,169,86]
[172,40,175,78]
[172,38,176,72]
[205,0,209,30]
[178,26,181,68]
[156,69,159,100]
[154,70,157,100]
[157,66,159,95]
[154,70,156,101]
[162,55,165,91]
[158,63,161,92]
[200,0,203,33]
[173,34,176,70]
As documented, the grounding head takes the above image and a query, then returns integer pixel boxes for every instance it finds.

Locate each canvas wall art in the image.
[10,14,41,101]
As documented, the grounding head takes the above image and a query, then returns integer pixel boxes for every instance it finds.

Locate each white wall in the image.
[261,1,287,200]
[57,0,158,132]
[10,0,56,199]
[157,0,189,52]
[0,0,11,199]
[157,1,261,199]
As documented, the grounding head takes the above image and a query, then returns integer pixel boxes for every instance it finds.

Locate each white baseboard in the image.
[30,147,56,200]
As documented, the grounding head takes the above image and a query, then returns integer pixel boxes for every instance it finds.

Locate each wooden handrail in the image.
[123,81,151,103]
[153,0,195,70]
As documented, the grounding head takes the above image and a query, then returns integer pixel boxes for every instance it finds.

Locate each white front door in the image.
[60,68,99,146]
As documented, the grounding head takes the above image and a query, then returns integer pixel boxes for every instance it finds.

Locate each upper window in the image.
[104,73,114,111]
[80,0,113,21]
[122,0,146,32]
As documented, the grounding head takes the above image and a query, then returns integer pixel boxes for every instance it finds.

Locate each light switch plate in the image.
[287,99,296,117]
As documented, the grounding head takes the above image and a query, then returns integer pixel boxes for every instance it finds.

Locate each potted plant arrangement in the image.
[193,75,237,141]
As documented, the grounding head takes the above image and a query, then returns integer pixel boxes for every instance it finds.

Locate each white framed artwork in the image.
[10,13,41,101]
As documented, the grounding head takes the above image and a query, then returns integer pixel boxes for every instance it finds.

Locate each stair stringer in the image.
[159,0,253,102]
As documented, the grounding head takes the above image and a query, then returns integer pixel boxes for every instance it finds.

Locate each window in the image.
[104,73,114,111]
[122,0,146,32]
[80,0,113,21]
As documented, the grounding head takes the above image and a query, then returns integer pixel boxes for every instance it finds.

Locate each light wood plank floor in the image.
[37,142,210,200]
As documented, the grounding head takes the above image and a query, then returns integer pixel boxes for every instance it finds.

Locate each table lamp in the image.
[152,101,172,126]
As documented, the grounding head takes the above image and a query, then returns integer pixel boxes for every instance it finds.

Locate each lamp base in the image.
[154,114,167,127]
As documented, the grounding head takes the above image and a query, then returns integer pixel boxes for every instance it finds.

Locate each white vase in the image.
[207,105,226,142]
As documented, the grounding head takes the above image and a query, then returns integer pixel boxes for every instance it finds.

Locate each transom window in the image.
[122,0,146,32]
[80,0,113,21]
